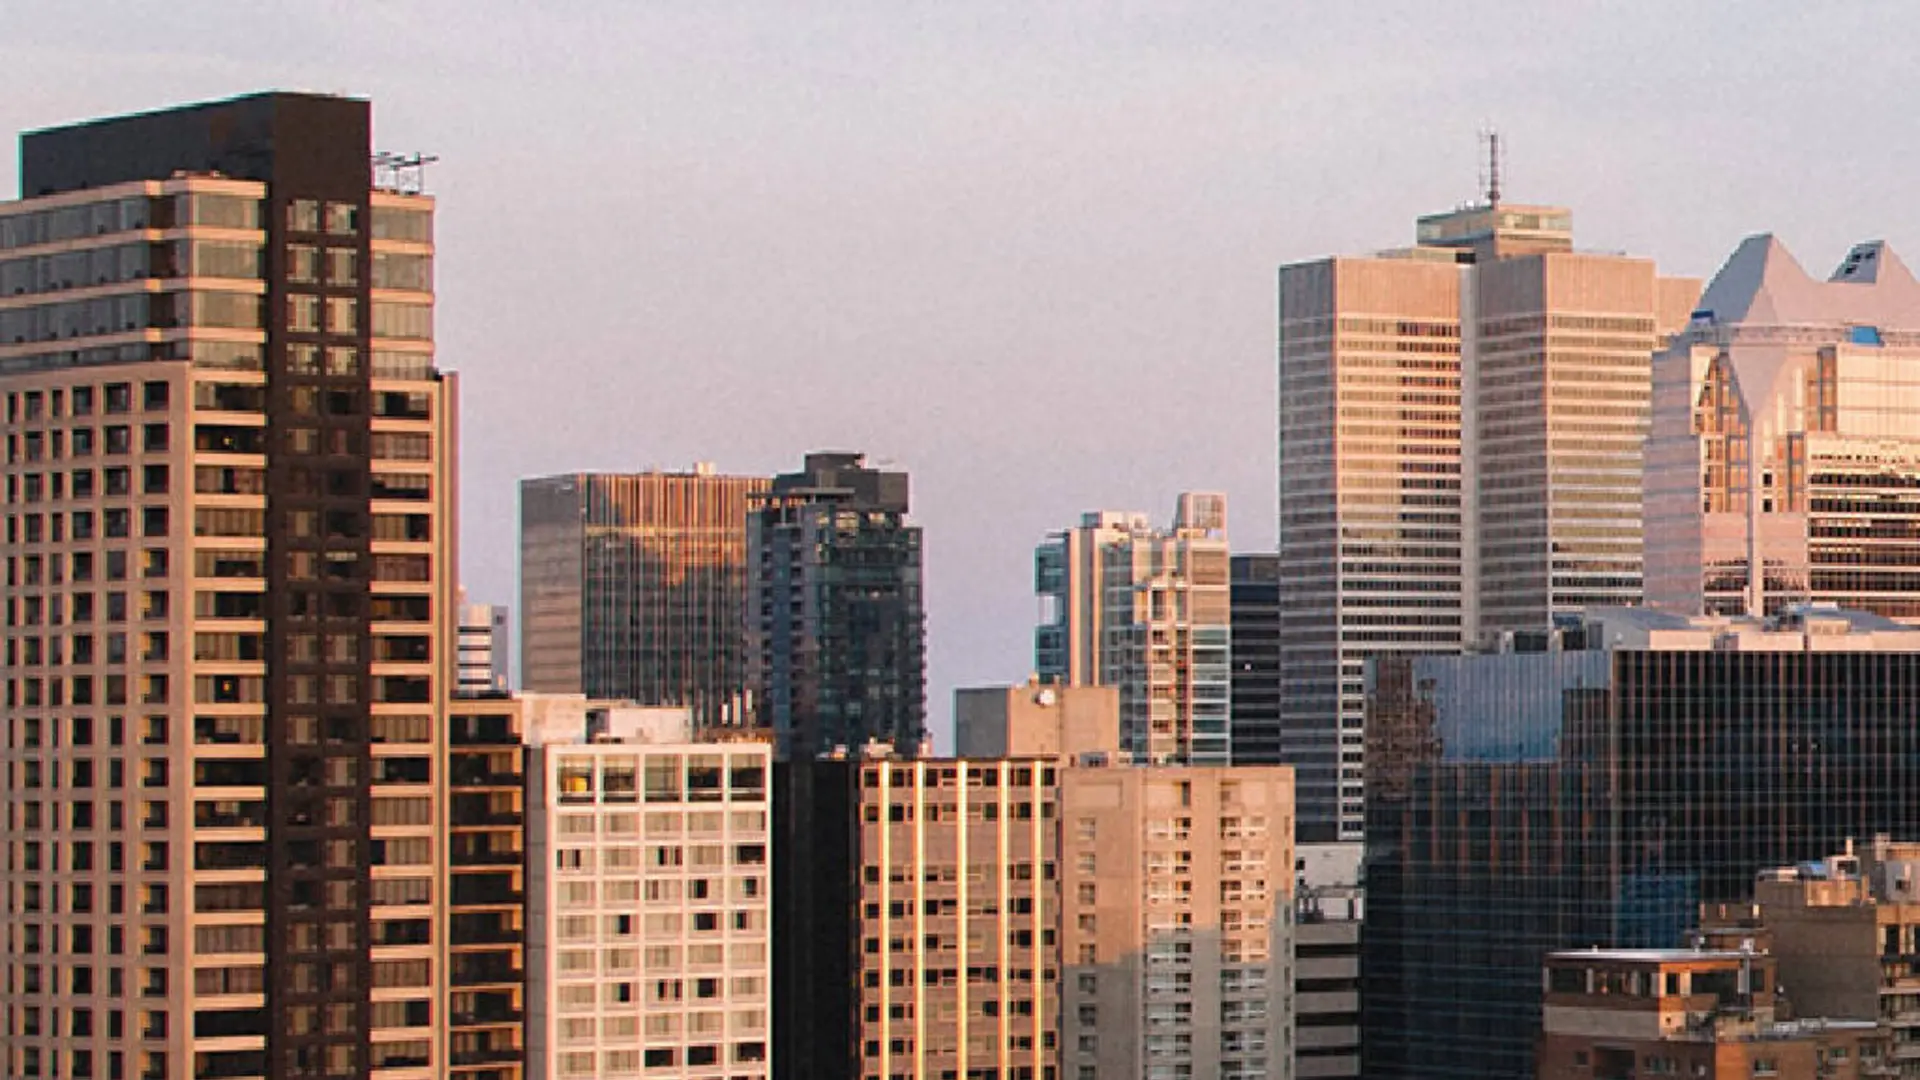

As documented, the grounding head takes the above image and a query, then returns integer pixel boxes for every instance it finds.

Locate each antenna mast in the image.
[1482,129,1503,205]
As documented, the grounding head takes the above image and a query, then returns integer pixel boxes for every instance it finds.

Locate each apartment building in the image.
[0,93,452,1080]
[1034,493,1232,764]
[518,468,766,726]
[446,694,532,1080]
[1059,764,1295,1080]
[525,720,772,1080]
[854,756,1058,1080]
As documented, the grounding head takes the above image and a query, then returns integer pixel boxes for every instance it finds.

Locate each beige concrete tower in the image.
[855,756,1058,1080]
[0,95,454,1080]
[1278,191,1693,841]
[1059,764,1296,1080]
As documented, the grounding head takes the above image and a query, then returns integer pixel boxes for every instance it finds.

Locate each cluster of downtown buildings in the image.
[6,87,1920,1080]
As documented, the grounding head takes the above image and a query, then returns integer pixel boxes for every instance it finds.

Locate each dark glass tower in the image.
[1228,554,1288,762]
[1362,607,1920,1080]
[746,452,925,758]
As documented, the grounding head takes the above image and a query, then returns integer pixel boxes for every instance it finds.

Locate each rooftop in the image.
[1693,234,1920,331]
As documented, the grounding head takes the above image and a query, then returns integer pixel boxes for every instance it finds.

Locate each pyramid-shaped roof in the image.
[1694,235,1920,331]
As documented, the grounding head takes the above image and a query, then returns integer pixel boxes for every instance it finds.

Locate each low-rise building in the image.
[1538,949,1886,1079]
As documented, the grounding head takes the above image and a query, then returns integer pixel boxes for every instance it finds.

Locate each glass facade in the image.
[747,454,924,758]
[1364,635,1920,1080]
[519,471,768,730]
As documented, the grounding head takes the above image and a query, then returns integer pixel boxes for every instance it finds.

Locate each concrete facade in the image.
[1059,764,1295,1080]
[525,733,772,1080]
[952,680,1119,760]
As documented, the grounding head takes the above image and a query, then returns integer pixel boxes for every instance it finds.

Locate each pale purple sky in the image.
[6,3,1918,745]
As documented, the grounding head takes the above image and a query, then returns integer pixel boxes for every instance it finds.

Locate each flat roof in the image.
[1547,948,1754,964]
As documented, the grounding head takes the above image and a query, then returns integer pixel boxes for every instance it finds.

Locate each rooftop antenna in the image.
[1480,128,1503,205]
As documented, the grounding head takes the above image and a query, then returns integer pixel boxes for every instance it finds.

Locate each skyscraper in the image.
[1277,193,1693,841]
[1362,605,1920,1080]
[1646,236,1920,619]
[0,93,453,1080]
[1035,493,1232,764]
[1278,251,1463,841]
[746,452,924,758]
[519,467,767,727]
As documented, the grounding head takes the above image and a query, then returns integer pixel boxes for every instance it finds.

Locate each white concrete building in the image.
[525,724,772,1080]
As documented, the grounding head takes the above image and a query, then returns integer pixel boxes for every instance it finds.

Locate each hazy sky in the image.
[7,2,1919,745]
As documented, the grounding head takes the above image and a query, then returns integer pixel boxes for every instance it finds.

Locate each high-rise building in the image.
[519,467,768,727]
[1537,948,1884,1080]
[1362,605,1920,1080]
[1034,493,1232,764]
[1228,553,1283,767]
[0,93,453,1080]
[746,452,924,758]
[1646,235,1920,619]
[457,591,510,696]
[1059,763,1296,1080]
[1278,251,1463,841]
[852,756,1058,1080]
[523,715,772,1080]
[1294,843,1363,1080]
[1277,193,1693,841]
[953,680,1118,760]
[1467,249,1698,638]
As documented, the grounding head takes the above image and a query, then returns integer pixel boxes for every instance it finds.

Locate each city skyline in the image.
[8,5,1920,746]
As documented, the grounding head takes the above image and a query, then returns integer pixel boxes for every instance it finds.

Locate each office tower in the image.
[1277,194,1693,842]
[1059,764,1296,1080]
[447,695,534,1080]
[746,452,924,758]
[519,467,768,727]
[1228,553,1283,766]
[1646,236,1920,619]
[0,93,452,1080]
[1278,251,1462,841]
[457,591,510,696]
[524,717,772,1080]
[1467,249,1698,638]
[1362,605,1920,1080]
[1294,843,1362,1080]
[1537,949,1884,1079]
[952,680,1118,759]
[1034,493,1232,764]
